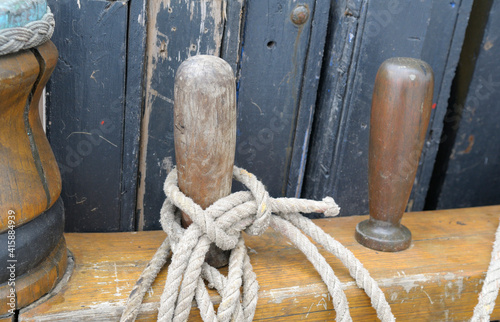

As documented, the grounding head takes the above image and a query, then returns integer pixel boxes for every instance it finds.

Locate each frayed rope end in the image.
[322,197,340,217]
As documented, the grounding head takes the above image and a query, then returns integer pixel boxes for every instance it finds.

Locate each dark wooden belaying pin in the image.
[355,57,434,252]
[173,55,236,267]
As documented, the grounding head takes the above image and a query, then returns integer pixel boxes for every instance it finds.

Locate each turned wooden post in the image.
[0,40,68,315]
[173,55,236,267]
[355,57,434,252]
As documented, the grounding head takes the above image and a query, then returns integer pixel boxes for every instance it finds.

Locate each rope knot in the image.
[122,166,395,322]
[161,166,340,251]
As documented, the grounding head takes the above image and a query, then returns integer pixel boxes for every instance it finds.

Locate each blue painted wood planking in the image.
[410,0,474,210]
[433,0,500,210]
[139,1,226,230]
[303,0,472,216]
[120,0,148,231]
[41,0,484,232]
[46,0,129,232]
[139,0,328,229]
[235,0,319,198]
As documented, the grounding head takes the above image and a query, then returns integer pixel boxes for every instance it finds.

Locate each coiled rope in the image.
[121,166,395,322]
[0,7,54,56]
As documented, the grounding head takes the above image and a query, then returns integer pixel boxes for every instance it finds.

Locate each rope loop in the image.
[121,166,395,322]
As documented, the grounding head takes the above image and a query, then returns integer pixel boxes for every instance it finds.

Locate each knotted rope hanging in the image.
[121,166,394,322]
[0,7,55,56]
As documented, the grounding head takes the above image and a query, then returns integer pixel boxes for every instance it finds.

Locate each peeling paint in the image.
[443,272,464,301]
[137,0,227,229]
[260,283,326,304]
[378,273,431,293]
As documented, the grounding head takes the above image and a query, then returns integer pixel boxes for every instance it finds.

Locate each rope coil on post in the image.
[0,7,54,56]
[121,166,395,322]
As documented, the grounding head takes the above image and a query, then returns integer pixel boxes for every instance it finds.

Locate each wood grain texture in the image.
[174,55,236,267]
[0,237,67,315]
[0,44,61,232]
[29,41,62,211]
[220,0,245,74]
[18,205,500,321]
[174,55,236,223]
[286,1,331,198]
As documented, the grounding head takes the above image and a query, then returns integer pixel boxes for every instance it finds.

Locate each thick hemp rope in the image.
[121,166,395,322]
[471,221,500,322]
[0,7,55,56]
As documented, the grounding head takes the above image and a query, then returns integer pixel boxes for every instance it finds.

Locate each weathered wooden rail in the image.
[9,205,500,321]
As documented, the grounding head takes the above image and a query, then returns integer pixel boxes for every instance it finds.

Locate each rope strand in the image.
[471,220,500,322]
[121,166,394,321]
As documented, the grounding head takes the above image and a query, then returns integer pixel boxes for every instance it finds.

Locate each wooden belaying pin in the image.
[355,57,434,252]
[173,55,236,267]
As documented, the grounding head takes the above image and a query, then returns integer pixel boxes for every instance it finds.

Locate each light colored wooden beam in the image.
[19,205,500,321]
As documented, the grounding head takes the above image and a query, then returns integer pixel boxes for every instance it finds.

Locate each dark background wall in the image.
[45,0,500,232]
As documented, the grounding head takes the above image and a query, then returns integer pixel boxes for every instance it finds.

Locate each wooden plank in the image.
[120,0,148,231]
[303,0,472,216]
[220,0,245,74]
[19,205,500,321]
[434,0,500,209]
[303,0,367,210]
[234,0,322,198]
[285,1,332,198]
[46,0,129,231]
[409,0,474,211]
[138,0,226,230]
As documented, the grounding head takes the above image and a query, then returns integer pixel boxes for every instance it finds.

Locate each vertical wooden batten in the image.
[234,0,328,198]
[120,0,148,231]
[285,2,332,197]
